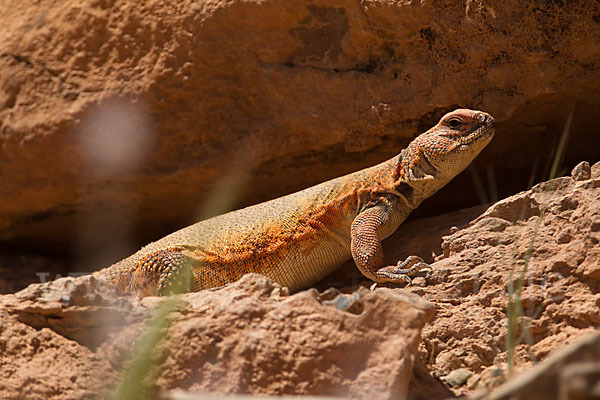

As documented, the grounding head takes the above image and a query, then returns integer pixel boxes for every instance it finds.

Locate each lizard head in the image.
[397,109,495,195]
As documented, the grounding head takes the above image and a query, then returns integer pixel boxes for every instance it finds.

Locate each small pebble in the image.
[571,161,591,182]
[442,367,473,387]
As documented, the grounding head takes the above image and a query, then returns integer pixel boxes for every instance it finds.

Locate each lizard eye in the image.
[447,117,463,129]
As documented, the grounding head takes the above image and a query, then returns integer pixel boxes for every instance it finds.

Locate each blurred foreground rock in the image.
[469,331,600,400]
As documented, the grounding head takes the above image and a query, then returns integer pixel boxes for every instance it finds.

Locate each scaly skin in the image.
[95,109,495,296]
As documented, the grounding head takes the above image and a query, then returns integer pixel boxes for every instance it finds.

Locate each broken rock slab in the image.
[0,273,434,400]
[469,331,600,400]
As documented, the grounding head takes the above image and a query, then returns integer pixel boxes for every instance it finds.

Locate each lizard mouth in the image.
[460,118,495,146]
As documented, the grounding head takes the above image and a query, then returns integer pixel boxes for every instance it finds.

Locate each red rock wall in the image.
[1,0,599,264]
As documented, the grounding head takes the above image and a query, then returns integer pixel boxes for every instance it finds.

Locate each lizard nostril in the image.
[475,113,494,126]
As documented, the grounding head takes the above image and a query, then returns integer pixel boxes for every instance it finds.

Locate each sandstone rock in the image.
[319,161,600,397]
[591,162,600,180]
[1,0,599,266]
[571,161,591,182]
[162,394,340,400]
[560,362,600,400]
[470,332,600,400]
[0,273,434,399]
[468,365,506,392]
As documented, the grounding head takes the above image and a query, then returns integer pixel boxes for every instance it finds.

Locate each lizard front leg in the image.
[350,202,432,285]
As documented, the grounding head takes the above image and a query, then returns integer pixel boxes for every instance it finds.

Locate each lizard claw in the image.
[395,255,432,274]
[372,255,430,285]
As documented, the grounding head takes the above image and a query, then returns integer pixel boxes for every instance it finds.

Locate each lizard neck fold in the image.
[394,143,438,183]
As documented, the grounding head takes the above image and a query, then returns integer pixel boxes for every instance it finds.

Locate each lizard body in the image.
[95,109,495,296]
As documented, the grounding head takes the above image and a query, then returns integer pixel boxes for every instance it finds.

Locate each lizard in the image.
[94,108,495,296]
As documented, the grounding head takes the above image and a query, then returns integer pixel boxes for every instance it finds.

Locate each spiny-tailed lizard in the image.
[95,109,495,296]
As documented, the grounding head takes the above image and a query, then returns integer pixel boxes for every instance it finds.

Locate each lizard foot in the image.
[374,256,432,285]
[131,247,194,296]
